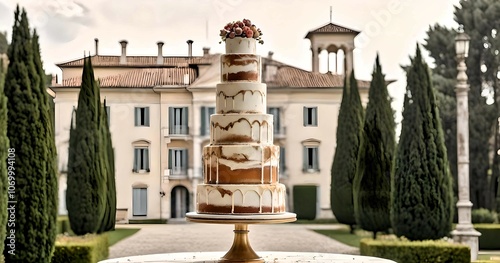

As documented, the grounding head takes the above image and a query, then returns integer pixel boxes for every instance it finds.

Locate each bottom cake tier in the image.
[196,184,286,214]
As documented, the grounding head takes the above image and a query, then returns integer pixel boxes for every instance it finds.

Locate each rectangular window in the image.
[134,107,150,127]
[133,147,149,172]
[169,149,188,175]
[279,147,286,174]
[200,106,215,136]
[268,107,282,134]
[303,106,318,127]
[169,107,189,135]
[132,188,147,216]
[303,146,319,172]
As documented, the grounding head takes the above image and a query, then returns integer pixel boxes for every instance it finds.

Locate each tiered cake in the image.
[196,25,286,214]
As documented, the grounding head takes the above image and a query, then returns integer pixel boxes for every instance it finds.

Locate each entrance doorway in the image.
[170,185,189,218]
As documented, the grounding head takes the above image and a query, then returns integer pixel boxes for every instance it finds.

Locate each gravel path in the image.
[109,223,359,259]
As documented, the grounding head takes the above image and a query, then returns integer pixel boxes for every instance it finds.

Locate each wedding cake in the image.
[196,19,287,214]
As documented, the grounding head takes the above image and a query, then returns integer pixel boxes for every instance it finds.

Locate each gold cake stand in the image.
[186,212,296,263]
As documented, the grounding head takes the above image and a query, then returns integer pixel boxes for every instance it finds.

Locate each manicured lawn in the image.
[107,228,140,246]
[314,226,372,248]
[477,254,500,261]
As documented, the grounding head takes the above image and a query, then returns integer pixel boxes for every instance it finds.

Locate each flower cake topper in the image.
[219,18,264,44]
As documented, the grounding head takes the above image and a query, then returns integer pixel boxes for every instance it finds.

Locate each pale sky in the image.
[0,0,461,125]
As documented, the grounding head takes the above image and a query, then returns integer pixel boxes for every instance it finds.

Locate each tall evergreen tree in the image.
[66,56,106,235]
[3,6,55,262]
[31,29,58,259]
[392,46,454,240]
[0,40,9,260]
[101,99,116,231]
[331,71,364,233]
[353,56,394,239]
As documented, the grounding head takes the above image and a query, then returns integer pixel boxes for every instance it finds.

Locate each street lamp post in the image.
[451,29,481,261]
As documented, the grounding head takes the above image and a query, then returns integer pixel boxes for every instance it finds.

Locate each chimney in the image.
[268,51,274,60]
[202,47,210,56]
[187,40,193,57]
[157,41,164,65]
[94,38,99,55]
[119,40,128,64]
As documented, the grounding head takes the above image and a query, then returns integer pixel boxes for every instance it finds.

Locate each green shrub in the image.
[472,209,498,224]
[360,238,470,263]
[475,224,500,250]
[128,218,167,224]
[293,185,317,220]
[51,234,108,263]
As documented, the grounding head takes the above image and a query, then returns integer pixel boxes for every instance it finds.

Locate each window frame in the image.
[200,106,215,136]
[133,142,150,173]
[169,106,189,135]
[168,148,189,176]
[303,106,318,127]
[134,107,150,127]
[132,187,147,216]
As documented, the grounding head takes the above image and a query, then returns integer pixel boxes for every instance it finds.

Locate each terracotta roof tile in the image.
[305,22,360,38]
[57,55,216,67]
[267,66,370,88]
[61,68,196,88]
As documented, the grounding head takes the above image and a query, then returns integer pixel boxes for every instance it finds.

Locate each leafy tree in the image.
[424,0,500,210]
[0,31,8,54]
[392,46,454,240]
[330,70,364,233]
[354,56,394,239]
[0,39,8,260]
[3,6,56,262]
[66,56,106,235]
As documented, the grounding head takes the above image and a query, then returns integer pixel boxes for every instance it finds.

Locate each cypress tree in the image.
[101,99,116,231]
[392,46,453,240]
[330,70,364,233]
[3,6,54,262]
[31,29,58,259]
[66,56,105,235]
[0,42,8,260]
[353,55,395,239]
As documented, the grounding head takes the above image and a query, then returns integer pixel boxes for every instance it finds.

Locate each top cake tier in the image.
[225,38,257,54]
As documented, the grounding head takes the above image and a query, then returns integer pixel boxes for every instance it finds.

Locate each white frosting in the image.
[203,144,279,172]
[210,114,273,144]
[196,184,286,214]
[216,83,266,114]
[225,38,256,54]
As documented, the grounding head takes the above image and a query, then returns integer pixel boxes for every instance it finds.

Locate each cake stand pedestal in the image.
[186,212,296,263]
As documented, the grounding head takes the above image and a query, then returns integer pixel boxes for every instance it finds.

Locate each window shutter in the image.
[302,146,307,171]
[134,107,139,126]
[133,189,140,215]
[275,108,280,133]
[169,107,174,133]
[303,107,307,126]
[313,147,319,170]
[183,107,189,134]
[133,148,139,171]
[201,106,206,135]
[168,149,173,170]
[145,107,150,126]
[312,107,318,126]
[182,149,188,172]
[280,147,286,173]
[144,148,149,170]
[140,189,147,215]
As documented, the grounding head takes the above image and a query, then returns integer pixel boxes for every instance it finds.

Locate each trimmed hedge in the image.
[293,185,317,220]
[475,224,500,250]
[51,234,109,263]
[472,209,498,224]
[360,238,470,263]
[128,218,167,224]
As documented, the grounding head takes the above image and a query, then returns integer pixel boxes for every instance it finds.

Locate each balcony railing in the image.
[168,125,189,136]
[164,168,192,180]
[274,126,286,138]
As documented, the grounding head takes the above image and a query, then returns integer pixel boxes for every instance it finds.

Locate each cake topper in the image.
[219,18,264,44]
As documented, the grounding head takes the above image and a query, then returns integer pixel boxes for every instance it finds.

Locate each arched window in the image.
[132,140,150,173]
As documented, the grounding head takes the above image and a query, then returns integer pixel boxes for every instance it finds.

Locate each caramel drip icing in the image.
[212,118,269,132]
[222,54,258,66]
[216,134,254,144]
[203,145,278,164]
[217,90,265,102]
[222,71,258,82]
[204,163,279,184]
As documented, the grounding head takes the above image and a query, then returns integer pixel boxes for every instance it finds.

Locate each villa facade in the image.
[52,21,377,221]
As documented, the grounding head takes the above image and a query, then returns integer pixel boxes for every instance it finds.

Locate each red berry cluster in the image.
[219,18,264,44]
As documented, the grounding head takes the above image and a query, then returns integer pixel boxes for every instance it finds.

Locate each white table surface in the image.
[100,251,397,263]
